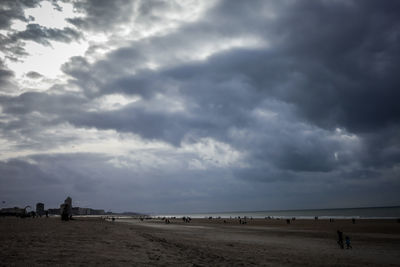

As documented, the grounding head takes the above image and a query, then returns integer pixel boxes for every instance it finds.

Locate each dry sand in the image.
[1,216,400,266]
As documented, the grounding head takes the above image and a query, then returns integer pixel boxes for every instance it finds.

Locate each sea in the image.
[154,206,400,219]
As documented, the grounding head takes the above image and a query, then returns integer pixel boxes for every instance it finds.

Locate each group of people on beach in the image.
[182,216,191,223]
[337,230,352,249]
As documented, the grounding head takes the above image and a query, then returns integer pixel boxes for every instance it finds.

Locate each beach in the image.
[1,217,399,266]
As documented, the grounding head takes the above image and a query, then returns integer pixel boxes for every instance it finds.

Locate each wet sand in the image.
[1,216,400,266]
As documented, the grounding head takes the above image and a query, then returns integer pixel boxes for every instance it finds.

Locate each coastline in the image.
[153,205,400,219]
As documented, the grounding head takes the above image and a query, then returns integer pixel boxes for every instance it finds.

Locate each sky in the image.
[0,0,399,213]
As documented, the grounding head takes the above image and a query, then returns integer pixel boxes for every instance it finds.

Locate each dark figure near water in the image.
[352,218,356,224]
[337,230,344,249]
[345,236,352,249]
[286,219,290,224]
[45,211,48,218]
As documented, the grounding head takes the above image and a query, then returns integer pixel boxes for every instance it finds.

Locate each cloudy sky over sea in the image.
[0,0,399,213]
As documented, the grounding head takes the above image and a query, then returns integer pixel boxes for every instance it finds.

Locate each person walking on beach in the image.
[345,236,352,249]
[337,230,344,249]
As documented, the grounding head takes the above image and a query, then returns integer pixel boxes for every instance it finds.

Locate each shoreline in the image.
[152,206,400,219]
[148,215,400,221]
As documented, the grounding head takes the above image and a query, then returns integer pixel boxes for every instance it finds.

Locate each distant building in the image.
[0,207,26,216]
[90,209,105,215]
[36,203,45,216]
[71,207,105,215]
[72,207,90,215]
[47,197,105,216]
[47,208,61,215]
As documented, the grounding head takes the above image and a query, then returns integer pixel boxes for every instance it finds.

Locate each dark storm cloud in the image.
[0,59,18,94]
[66,0,136,31]
[66,0,195,33]
[118,0,398,137]
[0,0,40,59]
[0,158,58,188]
[0,91,85,116]
[165,0,400,172]
[1,0,400,210]
[0,0,41,30]
[358,125,400,169]
[0,154,111,209]
[0,0,82,60]
[0,59,14,87]
[0,91,87,151]
[14,0,396,174]
[25,71,42,79]
[269,0,400,133]
[11,23,82,46]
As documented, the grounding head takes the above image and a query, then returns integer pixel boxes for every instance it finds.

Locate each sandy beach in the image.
[1,216,399,266]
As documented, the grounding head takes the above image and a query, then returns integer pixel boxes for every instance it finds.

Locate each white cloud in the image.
[86,94,140,111]
[25,1,79,30]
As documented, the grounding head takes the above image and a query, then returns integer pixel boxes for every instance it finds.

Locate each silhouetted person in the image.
[61,204,69,221]
[45,211,48,218]
[286,219,290,224]
[352,218,356,224]
[345,236,352,249]
[337,230,344,249]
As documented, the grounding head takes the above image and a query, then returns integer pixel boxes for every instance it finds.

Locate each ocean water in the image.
[155,206,400,219]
